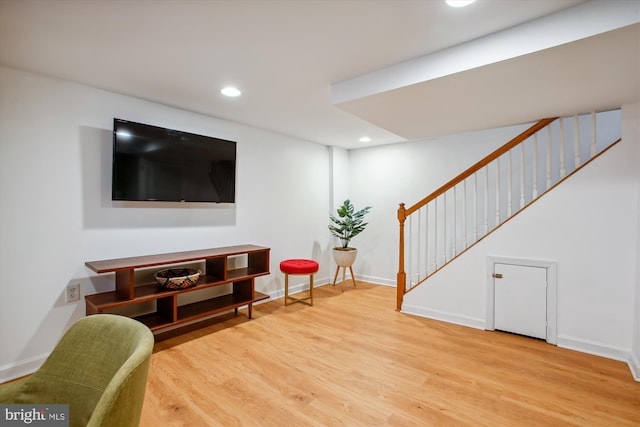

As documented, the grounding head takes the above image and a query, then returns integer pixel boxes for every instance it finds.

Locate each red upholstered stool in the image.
[280,259,319,306]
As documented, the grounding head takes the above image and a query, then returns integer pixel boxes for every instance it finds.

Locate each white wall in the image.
[329,146,349,212]
[350,103,640,369]
[0,66,332,381]
[328,146,350,277]
[630,102,640,380]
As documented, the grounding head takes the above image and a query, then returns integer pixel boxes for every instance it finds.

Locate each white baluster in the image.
[434,197,438,270]
[443,192,447,263]
[574,114,580,168]
[463,179,468,249]
[533,133,538,198]
[520,142,525,208]
[591,111,597,157]
[408,214,413,286]
[495,158,500,226]
[559,117,566,178]
[546,125,552,189]
[424,205,428,280]
[507,150,513,217]
[425,204,429,277]
[484,165,489,235]
[417,207,421,283]
[452,186,457,257]
[473,172,478,242]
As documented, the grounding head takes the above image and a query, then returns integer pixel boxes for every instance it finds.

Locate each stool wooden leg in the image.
[332,266,340,286]
[283,272,315,306]
[284,272,290,305]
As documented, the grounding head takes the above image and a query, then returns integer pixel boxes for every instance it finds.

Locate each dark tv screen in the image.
[112,119,236,203]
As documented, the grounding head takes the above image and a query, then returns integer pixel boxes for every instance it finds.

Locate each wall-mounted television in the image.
[112,119,236,203]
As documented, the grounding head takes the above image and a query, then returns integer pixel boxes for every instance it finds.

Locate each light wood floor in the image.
[141,282,640,426]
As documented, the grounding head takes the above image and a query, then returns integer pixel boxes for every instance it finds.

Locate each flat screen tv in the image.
[112,119,236,203]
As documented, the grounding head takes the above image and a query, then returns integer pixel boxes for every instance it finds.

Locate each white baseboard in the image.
[401,304,485,330]
[555,335,640,382]
[556,334,630,362]
[0,352,49,383]
[356,274,396,287]
[626,351,640,382]
[398,308,639,382]
[262,275,394,305]
[262,276,331,301]
[557,335,638,382]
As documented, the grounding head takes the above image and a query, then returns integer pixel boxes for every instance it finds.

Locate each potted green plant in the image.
[328,199,372,268]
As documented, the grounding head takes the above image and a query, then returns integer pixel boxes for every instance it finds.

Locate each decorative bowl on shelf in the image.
[155,268,201,289]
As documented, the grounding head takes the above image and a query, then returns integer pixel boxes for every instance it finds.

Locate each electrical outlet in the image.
[67,283,80,302]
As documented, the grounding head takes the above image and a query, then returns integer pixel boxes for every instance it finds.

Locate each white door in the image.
[494,263,547,339]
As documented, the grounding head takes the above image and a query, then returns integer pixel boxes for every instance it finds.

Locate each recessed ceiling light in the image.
[359,136,372,143]
[446,0,476,7]
[221,86,241,97]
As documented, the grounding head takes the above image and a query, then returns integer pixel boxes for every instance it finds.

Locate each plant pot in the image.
[332,247,358,267]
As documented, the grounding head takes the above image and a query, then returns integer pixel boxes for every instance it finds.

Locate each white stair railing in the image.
[397,110,621,310]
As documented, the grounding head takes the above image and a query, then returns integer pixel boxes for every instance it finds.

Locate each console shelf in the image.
[85,245,270,333]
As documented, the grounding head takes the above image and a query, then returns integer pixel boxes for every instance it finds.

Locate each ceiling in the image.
[0,0,638,149]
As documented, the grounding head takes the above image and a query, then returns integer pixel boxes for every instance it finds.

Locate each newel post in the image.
[397,203,407,311]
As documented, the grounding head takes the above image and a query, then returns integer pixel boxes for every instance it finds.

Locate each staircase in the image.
[396,110,622,310]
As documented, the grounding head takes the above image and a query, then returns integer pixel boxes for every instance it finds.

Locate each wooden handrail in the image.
[404,118,558,217]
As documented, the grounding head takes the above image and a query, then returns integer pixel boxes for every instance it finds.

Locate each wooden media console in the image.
[85,245,270,333]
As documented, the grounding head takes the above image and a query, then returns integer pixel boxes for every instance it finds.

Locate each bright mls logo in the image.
[0,405,68,426]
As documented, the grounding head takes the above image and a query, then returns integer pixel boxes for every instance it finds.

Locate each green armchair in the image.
[0,314,154,427]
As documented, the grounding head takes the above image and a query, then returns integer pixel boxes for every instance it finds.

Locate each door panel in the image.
[494,263,547,339]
